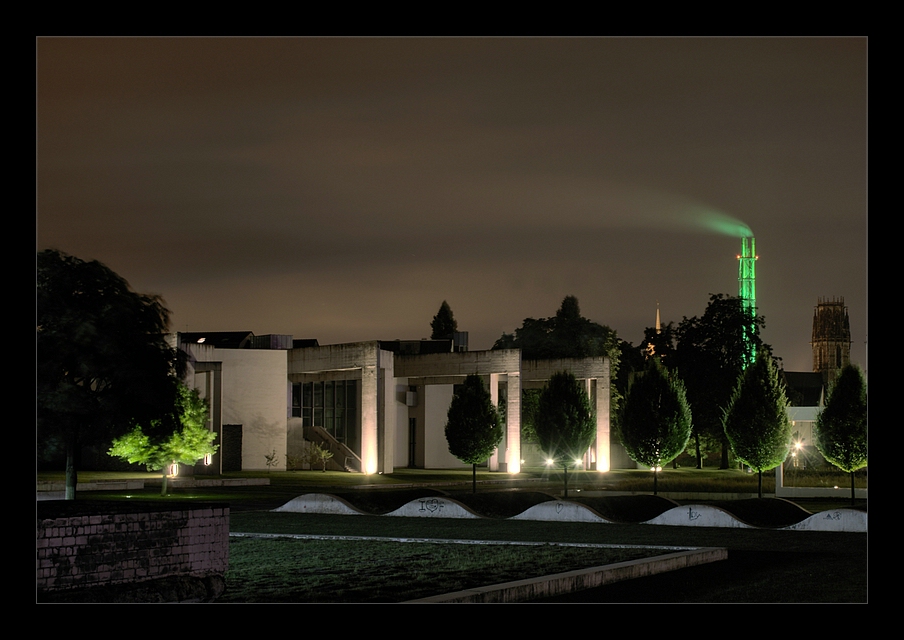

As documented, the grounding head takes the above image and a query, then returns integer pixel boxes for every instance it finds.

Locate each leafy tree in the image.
[618,321,678,451]
[723,352,791,498]
[535,371,596,498]
[639,321,677,366]
[109,383,218,496]
[494,295,620,363]
[675,294,769,469]
[37,249,184,499]
[494,295,622,435]
[304,442,335,472]
[520,389,541,444]
[613,338,645,429]
[430,300,458,340]
[619,358,692,494]
[816,364,867,504]
[285,453,303,471]
[264,450,280,472]
[445,374,503,493]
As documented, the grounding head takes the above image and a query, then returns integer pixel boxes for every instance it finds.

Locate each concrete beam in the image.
[394,349,520,379]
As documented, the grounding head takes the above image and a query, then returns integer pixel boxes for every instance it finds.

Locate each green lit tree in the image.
[722,352,791,498]
[619,358,692,494]
[535,371,596,498]
[37,249,184,499]
[109,383,218,495]
[816,364,867,504]
[430,300,458,340]
[445,374,503,493]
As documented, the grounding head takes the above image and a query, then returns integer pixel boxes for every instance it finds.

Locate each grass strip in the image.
[218,536,671,603]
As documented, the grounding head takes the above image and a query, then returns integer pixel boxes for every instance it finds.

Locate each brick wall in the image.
[37,501,229,602]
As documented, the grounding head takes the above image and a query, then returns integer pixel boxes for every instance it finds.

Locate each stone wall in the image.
[37,500,229,602]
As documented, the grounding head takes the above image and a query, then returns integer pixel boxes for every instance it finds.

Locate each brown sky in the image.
[37,37,867,373]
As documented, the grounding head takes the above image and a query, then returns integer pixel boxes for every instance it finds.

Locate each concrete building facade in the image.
[176,332,614,475]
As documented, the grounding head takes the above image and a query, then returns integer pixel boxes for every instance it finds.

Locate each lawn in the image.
[45,466,867,515]
[38,468,867,603]
[220,535,669,603]
[222,506,866,603]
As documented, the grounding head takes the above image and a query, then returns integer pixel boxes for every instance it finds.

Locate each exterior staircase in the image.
[303,425,362,473]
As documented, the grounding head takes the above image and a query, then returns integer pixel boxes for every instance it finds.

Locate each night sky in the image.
[37,38,867,374]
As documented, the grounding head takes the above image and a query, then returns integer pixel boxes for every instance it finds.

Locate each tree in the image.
[722,352,792,498]
[639,321,677,366]
[520,389,541,444]
[37,249,184,499]
[535,371,596,498]
[109,383,218,496]
[675,294,769,469]
[494,295,622,434]
[264,450,280,472]
[304,442,335,472]
[494,295,620,363]
[619,358,692,494]
[816,364,867,504]
[445,374,503,493]
[430,300,458,340]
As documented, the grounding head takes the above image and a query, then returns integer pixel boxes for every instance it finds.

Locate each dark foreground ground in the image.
[44,472,868,603]
[226,489,867,603]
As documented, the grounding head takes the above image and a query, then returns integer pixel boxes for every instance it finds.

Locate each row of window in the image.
[292,380,360,455]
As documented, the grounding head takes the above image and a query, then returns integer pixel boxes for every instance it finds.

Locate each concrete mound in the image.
[511,500,611,523]
[273,493,364,515]
[644,505,754,529]
[385,497,482,519]
[785,509,867,532]
[271,493,867,532]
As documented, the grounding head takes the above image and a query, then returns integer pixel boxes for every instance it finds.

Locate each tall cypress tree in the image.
[723,352,791,498]
[444,374,503,493]
[816,364,867,504]
[431,300,458,340]
[535,371,596,498]
[620,358,692,494]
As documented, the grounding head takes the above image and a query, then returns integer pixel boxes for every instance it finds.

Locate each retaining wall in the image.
[36,500,229,602]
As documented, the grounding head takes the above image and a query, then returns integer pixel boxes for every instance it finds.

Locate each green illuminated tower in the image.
[738,236,757,367]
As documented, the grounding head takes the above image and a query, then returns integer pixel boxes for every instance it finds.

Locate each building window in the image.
[292,380,359,455]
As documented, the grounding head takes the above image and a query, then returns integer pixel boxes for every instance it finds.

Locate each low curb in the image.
[405,547,728,603]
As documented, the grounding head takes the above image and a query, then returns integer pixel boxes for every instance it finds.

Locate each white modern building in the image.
[176,332,614,475]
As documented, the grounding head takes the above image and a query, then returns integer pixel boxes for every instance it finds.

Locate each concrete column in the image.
[360,364,379,475]
[595,372,611,472]
[506,373,521,473]
[583,378,593,470]
[489,373,500,471]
